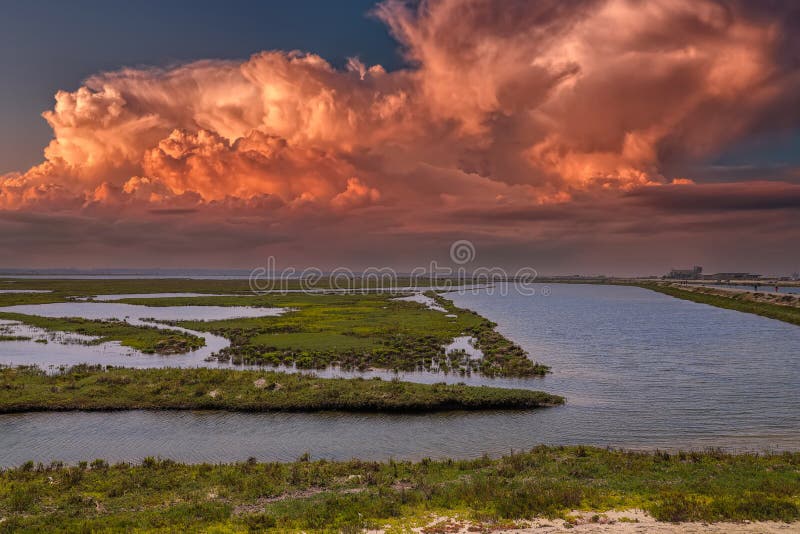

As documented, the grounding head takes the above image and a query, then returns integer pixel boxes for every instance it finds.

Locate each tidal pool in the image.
[444,335,482,359]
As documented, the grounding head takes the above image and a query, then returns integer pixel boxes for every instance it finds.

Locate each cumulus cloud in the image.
[331,178,382,210]
[141,128,359,202]
[378,0,800,188]
[1,0,799,270]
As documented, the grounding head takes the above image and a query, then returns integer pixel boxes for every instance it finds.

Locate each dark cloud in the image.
[626,182,800,213]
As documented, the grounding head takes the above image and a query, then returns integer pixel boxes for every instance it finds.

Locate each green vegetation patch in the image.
[0,335,31,342]
[248,332,378,351]
[0,365,563,413]
[1,446,798,532]
[165,292,548,377]
[0,313,204,355]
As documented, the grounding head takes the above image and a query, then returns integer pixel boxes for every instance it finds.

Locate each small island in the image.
[0,366,563,413]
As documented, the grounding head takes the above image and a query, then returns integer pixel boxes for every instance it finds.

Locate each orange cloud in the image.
[331,178,382,211]
[142,128,359,203]
[378,0,794,187]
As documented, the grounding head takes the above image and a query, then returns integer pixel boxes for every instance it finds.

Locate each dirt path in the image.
[370,510,800,533]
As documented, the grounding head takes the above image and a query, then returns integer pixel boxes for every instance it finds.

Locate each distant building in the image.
[792,272,800,281]
[665,266,702,280]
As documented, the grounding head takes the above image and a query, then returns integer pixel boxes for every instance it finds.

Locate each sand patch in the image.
[368,510,800,533]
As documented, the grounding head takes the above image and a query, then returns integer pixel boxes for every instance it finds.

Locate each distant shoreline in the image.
[633,282,800,326]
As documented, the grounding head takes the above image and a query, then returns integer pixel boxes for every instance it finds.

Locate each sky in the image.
[1,0,799,275]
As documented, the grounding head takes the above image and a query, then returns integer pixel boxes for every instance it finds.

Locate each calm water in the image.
[1,284,799,466]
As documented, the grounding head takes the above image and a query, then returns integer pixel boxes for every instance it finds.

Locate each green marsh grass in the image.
[165,292,548,377]
[0,446,798,532]
[0,365,562,413]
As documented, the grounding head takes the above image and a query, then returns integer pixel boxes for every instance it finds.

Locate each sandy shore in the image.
[370,510,800,533]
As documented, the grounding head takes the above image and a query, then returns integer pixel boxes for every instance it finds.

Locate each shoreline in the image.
[634,282,800,326]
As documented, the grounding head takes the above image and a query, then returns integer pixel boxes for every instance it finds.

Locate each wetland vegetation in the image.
[0,280,549,377]
[0,365,562,413]
[162,292,548,377]
[1,446,798,532]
